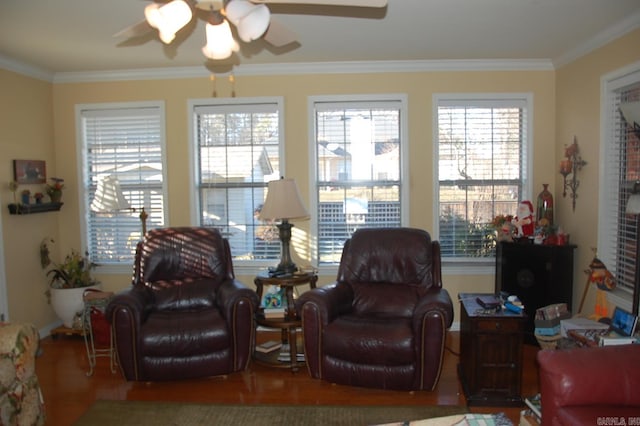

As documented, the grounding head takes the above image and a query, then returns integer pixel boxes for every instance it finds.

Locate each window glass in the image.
[80,103,166,264]
[193,100,282,262]
[600,76,640,298]
[313,99,405,264]
[436,96,529,259]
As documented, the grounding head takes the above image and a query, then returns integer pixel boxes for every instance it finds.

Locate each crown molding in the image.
[0,54,54,82]
[51,59,554,84]
[553,9,640,68]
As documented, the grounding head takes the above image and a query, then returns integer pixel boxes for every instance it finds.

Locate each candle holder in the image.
[559,136,587,211]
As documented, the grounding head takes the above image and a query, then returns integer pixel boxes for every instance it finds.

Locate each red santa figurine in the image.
[513,200,534,237]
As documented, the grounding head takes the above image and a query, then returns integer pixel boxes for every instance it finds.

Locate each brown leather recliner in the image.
[297,227,454,391]
[106,227,259,381]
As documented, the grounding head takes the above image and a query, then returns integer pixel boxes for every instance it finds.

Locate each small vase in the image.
[49,191,62,203]
[536,184,554,225]
[21,193,30,205]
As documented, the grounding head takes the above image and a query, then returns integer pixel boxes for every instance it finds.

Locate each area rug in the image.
[74,401,470,426]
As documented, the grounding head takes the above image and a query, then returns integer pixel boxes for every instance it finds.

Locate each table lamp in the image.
[259,177,309,275]
[90,175,148,236]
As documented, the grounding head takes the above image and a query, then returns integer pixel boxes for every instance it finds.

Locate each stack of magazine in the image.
[524,393,541,424]
[277,343,305,363]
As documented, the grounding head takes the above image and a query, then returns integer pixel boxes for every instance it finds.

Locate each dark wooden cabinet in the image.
[458,293,525,407]
[495,242,575,344]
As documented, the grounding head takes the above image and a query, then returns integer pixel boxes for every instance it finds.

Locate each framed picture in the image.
[13,159,46,184]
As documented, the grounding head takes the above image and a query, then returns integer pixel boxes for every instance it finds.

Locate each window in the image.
[599,65,640,310]
[435,95,531,260]
[310,96,408,265]
[191,98,283,263]
[79,102,166,265]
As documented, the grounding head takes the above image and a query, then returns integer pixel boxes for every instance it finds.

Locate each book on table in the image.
[262,307,286,319]
[524,393,541,421]
[255,340,282,353]
[277,343,305,362]
[277,352,305,362]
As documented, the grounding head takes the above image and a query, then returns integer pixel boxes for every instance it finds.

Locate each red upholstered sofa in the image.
[537,344,640,425]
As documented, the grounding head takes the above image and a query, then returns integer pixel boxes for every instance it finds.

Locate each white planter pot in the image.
[50,284,102,328]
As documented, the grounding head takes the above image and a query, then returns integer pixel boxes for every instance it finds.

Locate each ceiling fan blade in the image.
[263,18,298,47]
[113,19,153,39]
[252,0,387,7]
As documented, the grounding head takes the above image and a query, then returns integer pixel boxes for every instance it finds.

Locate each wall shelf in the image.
[8,202,63,215]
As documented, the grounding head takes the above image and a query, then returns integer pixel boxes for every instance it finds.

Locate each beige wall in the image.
[555,28,640,315]
[0,68,59,327]
[51,70,555,325]
[2,28,639,332]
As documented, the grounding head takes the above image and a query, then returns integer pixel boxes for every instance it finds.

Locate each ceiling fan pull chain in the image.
[210,74,217,97]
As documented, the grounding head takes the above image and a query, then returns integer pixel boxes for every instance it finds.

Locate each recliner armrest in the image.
[297,282,354,325]
[413,288,454,329]
[106,285,153,327]
[216,278,259,320]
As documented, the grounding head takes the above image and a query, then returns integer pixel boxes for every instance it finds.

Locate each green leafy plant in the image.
[40,238,99,302]
[45,251,98,289]
[45,177,64,200]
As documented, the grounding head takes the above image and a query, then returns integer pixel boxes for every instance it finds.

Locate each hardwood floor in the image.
[35,331,540,425]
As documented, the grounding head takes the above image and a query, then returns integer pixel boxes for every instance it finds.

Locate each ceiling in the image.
[1,0,639,77]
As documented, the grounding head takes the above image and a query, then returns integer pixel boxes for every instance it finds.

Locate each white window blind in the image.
[81,104,165,264]
[600,81,640,296]
[436,97,529,259]
[313,99,404,264]
[193,100,282,262]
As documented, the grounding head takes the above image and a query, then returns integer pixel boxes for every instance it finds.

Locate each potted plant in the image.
[40,238,101,328]
[46,177,64,203]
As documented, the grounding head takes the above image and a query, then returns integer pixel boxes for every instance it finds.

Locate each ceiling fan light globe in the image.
[237,4,270,42]
[158,31,177,44]
[145,0,193,44]
[224,0,254,26]
[202,20,239,60]
[144,4,162,29]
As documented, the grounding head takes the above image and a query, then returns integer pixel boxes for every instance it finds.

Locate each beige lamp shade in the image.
[259,178,309,221]
[90,176,131,213]
[620,101,640,128]
[627,193,640,215]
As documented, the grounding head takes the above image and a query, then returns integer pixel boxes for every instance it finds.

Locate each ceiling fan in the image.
[115,0,388,60]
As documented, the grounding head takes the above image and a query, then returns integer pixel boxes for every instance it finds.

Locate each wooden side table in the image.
[458,293,526,407]
[253,272,317,372]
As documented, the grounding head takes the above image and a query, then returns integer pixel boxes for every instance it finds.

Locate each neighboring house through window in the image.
[78,102,167,267]
[310,95,408,265]
[190,98,283,266]
[435,94,531,264]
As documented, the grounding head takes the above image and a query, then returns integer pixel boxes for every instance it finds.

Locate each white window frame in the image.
[599,61,640,312]
[433,93,533,274]
[77,101,168,274]
[308,94,409,274]
[188,97,285,275]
